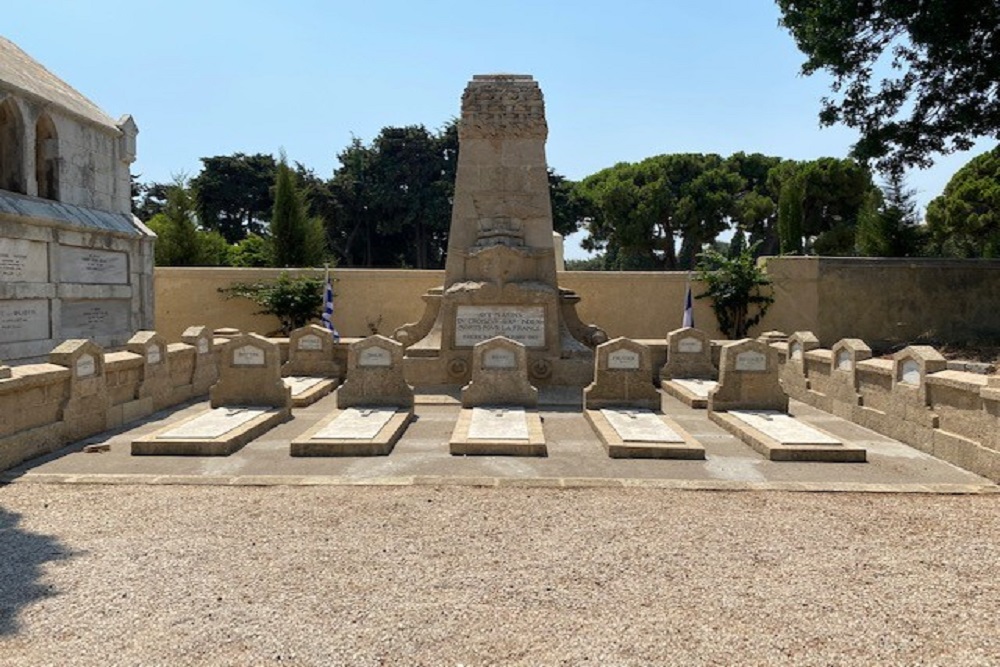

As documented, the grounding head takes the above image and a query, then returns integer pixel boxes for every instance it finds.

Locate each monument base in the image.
[661,378,718,409]
[131,406,291,456]
[290,406,413,457]
[283,376,339,408]
[710,409,866,462]
[585,408,705,459]
[450,406,546,456]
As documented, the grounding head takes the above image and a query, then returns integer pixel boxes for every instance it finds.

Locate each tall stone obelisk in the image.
[394,75,605,386]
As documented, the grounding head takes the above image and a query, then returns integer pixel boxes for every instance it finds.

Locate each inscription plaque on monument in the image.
[76,353,96,377]
[607,349,640,370]
[59,246,128,284]
[900,359,921,385]
[0,299,50,344]
[677,337,703,354]
[455,305,545,347]
[297,334,323,351]
[483,347,517,369]
[0,238,48,282]
[233,345,265,366]
[61,300,130,339]
[359,346,392,367]
[735,350,767,372]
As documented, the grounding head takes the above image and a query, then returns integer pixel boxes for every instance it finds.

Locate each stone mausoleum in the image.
[0,37,154,362]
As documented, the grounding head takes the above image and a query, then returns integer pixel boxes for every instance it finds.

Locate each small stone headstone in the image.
[461,336,538,408]
[660,327,715,381]
[585,337,659,410]
[210,333,291,409]
[283,324,341,378]
[708,338,788,413]
[337,335,413,409]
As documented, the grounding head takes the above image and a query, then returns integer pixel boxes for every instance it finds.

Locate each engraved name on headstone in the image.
[60,300,130,339]
[836,349,852,371]
[297,334,323,351]
[59,246,129,284]
[198,338,209,354]
[734,350,767,372]
[607,349,640,370]
[76,353,96,378]
[233,345,265,366]
[455,305,545,347]
[0,299,49,344]
[359,346,392,367]
[677,337,703,354]
[790,342,803,360]
[0,238,48,282]
[146,344,161,364]
[900,359,921,385]
[483,347,517,369]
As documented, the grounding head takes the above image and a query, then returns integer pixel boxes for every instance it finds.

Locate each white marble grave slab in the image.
[159,407,269,439]
[468,407,529,440]
[283,376,325,395]
[729,410,841,445]
[600,409,683,443]
[314,407,396,440]
[670,378,718,398]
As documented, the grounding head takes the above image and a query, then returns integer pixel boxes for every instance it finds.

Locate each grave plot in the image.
[584,337,704,459]
[132,333,292,456]
[659,327,718,409]
[291,335,413,456]
[281,324,340,407]
[450,336,546,456]
[708,338,866,462]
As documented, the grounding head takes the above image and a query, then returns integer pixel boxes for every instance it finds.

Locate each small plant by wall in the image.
[695,241,774,339]
[219,272,325,336]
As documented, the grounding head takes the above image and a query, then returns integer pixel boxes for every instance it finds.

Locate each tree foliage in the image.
[777,0,1000,174]
[191,153,277,243]
[145,179,228,266]
[695,241,774,339]
[219,272,325,335]
[271,156,327,268]
[925,146,1000,257]
[856,172,924,257]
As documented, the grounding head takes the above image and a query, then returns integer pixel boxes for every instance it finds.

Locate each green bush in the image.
[219,271,326,336]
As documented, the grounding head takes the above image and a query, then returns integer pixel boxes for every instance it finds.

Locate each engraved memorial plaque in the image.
[455,305,545,347]
[607,349,640,370]
[900,359,921,385]
[76,353,96,378]
[483,347,517,369]
[61,300,130,339]
[836,350,852,371]
[197,338,209,354]
[297,334,323,351]
[734,350,767,372]
[0,299,49,343]
[59,246,128,284]
[233,345,265,366]
[0,238,48,282]
[677,337,703,354]
[790,342,803,360]
[359,346,392,367]
[146,344,161,365]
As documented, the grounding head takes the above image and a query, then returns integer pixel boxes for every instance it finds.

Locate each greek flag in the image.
[322,267,339,341]
[682,276,694,329]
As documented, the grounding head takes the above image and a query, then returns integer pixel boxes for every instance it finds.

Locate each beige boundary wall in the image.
[155,258,1000,347]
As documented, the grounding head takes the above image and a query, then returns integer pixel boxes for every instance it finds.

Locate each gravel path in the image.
[1,484,997,666]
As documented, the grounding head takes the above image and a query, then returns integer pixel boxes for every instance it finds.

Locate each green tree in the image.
[856,173,924,256]
[271,156,326,267]
[926,146,1000,257]
[146,179,227,266]
[228,234,273,267]
[777,0,1000,174]
[726,152,783,256]
[191,153,277,243]
[695,241,774,339]
[219,272,325,335]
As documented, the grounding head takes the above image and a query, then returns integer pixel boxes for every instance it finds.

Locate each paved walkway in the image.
[3,389,996,494]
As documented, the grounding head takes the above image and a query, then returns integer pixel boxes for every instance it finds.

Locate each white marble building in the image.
[0,37,154,362]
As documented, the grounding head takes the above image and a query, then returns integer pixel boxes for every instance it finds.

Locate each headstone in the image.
[787,331,819,362]
[892,345,946,407]
[660,327,715,381]
[126,331,173,411]
[283,324,341,378]
[461,336,538,408]
[181,325,218,395]
[210,333,291,409]
[585,337,659,409]
[708,338,788,413]
[393,75,606,387]
[337,335,414,409]
[48,339,108,441]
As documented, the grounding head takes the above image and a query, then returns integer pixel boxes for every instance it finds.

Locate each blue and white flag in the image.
[321,266,339,342]
[682,275,694,329]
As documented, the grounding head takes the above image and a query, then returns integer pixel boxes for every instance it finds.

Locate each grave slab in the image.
[132,406,291,456]
[283,375,338,408]
[661,378,718,409]
[290,406,413,457]
[585,407,705,459]
[709,409,866,462]
[450,406,546,457]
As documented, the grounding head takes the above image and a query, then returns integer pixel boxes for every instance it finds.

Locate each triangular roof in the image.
[0,36,119,131]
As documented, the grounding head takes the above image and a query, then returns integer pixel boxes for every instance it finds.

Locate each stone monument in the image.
[281,324,341,407]
[394,75,605,387]
[659,327,718,408]
[0,37,154,363]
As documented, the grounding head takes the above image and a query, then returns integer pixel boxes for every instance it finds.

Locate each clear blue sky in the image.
[5,1,994,258]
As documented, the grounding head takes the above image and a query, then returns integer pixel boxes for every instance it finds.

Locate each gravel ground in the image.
[0,484,997,666]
